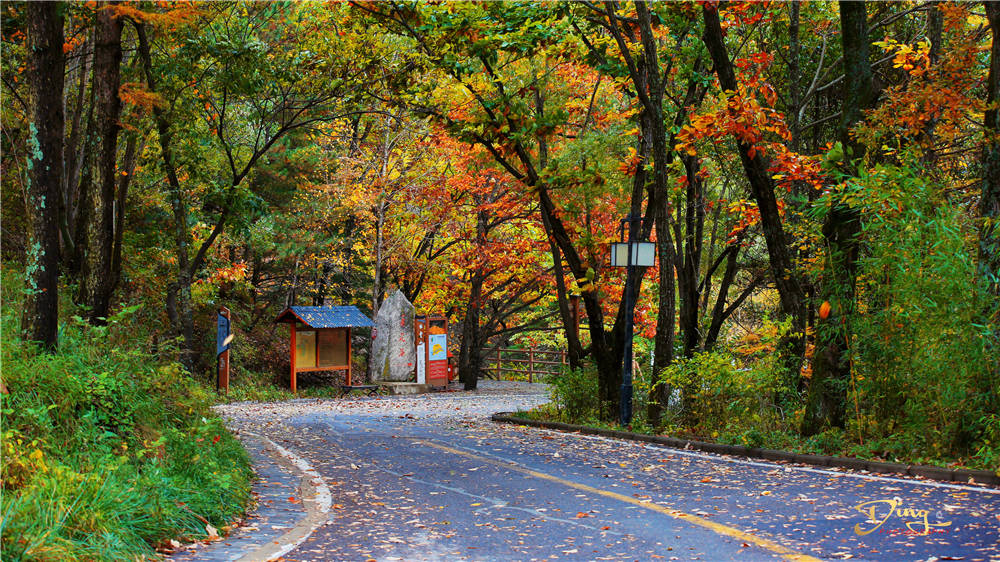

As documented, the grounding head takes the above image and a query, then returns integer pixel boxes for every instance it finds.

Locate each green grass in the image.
[537,360,1000,471]
[217,365,392,404]
[1,271,252,561]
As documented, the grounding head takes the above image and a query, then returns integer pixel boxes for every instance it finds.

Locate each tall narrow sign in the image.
[217,307,232,393]
[426,332,448,388]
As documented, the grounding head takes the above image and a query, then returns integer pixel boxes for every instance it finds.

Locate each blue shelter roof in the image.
[275,306,374,329]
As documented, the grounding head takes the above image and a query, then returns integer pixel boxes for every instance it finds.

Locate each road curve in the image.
[210,382,1000,561]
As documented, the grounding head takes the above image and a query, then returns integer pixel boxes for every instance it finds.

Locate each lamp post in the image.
[609,215,655,427]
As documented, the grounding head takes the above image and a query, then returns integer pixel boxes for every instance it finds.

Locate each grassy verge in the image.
[1,275,252,561]
[217,368,385,404]
[537,363,1000,472]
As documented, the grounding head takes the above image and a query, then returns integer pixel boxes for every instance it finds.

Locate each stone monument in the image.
[370,289,416,382]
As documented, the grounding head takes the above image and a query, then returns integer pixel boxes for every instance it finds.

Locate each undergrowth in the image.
[218,367,380,403]
[541,332,1000,471]
[0,269,252,561]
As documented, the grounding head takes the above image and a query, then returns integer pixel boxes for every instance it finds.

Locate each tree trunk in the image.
[60,37,92,266]
[979,1,1000,385]
[789,0,801,153]
[459,274,485,391]
[701,3,808,389]
[78,4,123,324]
[69,93,96,278]
[702,242,745,349]
[22,1,65,350]
[372,206,385,316]
[548,234,585,370]
[649,189,676,426]
[678,155,706,358]
[801,1,875,436]
[110,134,140,292]
[136,22,197,370]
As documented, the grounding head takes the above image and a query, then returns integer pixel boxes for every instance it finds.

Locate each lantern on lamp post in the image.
[609,214,655,427]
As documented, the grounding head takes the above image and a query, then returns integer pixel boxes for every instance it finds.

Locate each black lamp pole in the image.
[620,214,637,427]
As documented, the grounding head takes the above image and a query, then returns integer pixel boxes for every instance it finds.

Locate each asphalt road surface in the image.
[211,382,1000,561]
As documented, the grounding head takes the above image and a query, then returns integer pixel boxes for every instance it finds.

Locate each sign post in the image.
[216,307,233,394]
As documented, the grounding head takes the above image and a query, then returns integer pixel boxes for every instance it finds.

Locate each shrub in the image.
[655,319,798,438]
[845,161,998,464]
[548,364,600,422]
[0,269,252,560]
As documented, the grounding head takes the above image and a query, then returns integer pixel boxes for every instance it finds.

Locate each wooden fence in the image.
[482,347,566,383]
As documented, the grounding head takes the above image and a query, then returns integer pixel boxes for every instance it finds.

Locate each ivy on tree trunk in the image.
[22,1,65,350]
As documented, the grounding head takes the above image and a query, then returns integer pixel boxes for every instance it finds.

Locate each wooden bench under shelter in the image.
[275,305,374,394]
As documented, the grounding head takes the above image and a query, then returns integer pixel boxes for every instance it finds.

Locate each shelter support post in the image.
[290,324,297,394]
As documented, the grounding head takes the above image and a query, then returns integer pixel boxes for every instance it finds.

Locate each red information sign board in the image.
[426,333,448,388]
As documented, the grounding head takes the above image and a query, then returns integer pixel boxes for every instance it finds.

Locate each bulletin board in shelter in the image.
[295,329,316,368]
[318,329,348,367]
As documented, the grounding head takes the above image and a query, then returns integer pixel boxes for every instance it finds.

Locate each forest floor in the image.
[174,381,1000,561]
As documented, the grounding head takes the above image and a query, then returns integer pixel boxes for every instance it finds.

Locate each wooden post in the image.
[290,323,297,394]
[528,348,534,384]
[217,307,231,394]
[496,347,502,380]
[346,327,352,386]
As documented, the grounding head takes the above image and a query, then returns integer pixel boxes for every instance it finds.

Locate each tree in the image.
[417,139,552,391]
[980,1,1000,377]
[76,3,123,324]
[701,2,808,390]
[973,0,1000,408]
[133,3,380,370]
[801,1,876,436]
[357,1,657,418]
[21,1,64,350]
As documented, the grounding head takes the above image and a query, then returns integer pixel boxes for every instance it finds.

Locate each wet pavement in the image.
[193,381,999,561]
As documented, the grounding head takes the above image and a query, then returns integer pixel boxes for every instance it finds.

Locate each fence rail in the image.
[482,347,566,383]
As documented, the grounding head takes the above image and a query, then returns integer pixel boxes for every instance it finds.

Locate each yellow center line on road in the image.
[415,439,821,562]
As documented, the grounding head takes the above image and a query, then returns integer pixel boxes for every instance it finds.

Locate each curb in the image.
[490,413,1000,488]
[237,432,331,562]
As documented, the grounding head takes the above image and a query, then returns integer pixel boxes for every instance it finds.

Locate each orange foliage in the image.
[119,82,166,114]
[818,301,831,320]
[860,2,985,157]
[106,2,199,28]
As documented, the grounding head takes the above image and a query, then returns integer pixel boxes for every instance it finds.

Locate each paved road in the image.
[210,382,1000,561]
